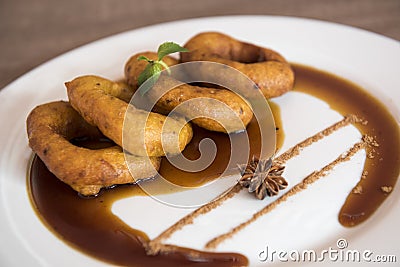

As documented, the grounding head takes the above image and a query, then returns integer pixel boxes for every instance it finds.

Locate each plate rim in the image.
[0,15,399,267]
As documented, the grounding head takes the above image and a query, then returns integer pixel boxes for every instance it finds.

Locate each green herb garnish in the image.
[137,42,188,95]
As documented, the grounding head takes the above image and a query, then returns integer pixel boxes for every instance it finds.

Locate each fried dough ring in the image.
[125,52,253,133]
[180,32,294,98]
[65,75,193,157]
[26,101,160,196]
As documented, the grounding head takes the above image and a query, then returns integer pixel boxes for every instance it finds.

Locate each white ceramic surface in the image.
[0,16,399,266]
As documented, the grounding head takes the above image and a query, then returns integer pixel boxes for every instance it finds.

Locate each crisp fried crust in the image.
[180,32,294,98]
[125,52,253,133]
[65,75,193,156]
[26,101,160,196]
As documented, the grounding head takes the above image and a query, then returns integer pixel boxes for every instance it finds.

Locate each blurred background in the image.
[0,0,399,89]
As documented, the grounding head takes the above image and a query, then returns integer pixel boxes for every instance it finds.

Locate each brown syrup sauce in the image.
[293,65,400,226]
[28,64,400,265]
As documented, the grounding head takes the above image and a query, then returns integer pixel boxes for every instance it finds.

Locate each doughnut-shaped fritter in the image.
[125,52,253,133]
[26,101,160,196]
[65,75,193,157]
[180,32,294,98]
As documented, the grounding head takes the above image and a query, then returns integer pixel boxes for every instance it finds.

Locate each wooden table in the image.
[0,0,399,89]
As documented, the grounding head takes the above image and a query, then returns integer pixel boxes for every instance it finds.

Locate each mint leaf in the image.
[136,41,189,95]
[157,42,188,61]
[137,55,152,62]
[137,63,153,86]
[138,63,163,95]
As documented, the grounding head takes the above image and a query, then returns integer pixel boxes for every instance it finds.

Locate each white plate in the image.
[0,16,399,266]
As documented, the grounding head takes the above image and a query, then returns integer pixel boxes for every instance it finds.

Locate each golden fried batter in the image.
[66,75,193,156]
[125,52,253,133]
[26,101,160,196]
[180,32,294,98]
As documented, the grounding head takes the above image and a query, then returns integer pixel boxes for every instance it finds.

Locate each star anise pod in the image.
[238,157,288,200]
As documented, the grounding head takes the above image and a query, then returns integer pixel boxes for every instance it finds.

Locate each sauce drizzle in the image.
[293,65,400,226]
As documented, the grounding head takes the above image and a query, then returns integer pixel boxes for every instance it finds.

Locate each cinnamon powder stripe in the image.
[276,114,361,163]
[147,115,361,255]
[204,141,366,249]
[146,184,242,255]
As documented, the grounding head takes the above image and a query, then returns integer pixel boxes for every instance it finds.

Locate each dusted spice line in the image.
[146,184,243,255]
[205,141,366,249]
[275,114,361,163]
[147,115,360,255]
